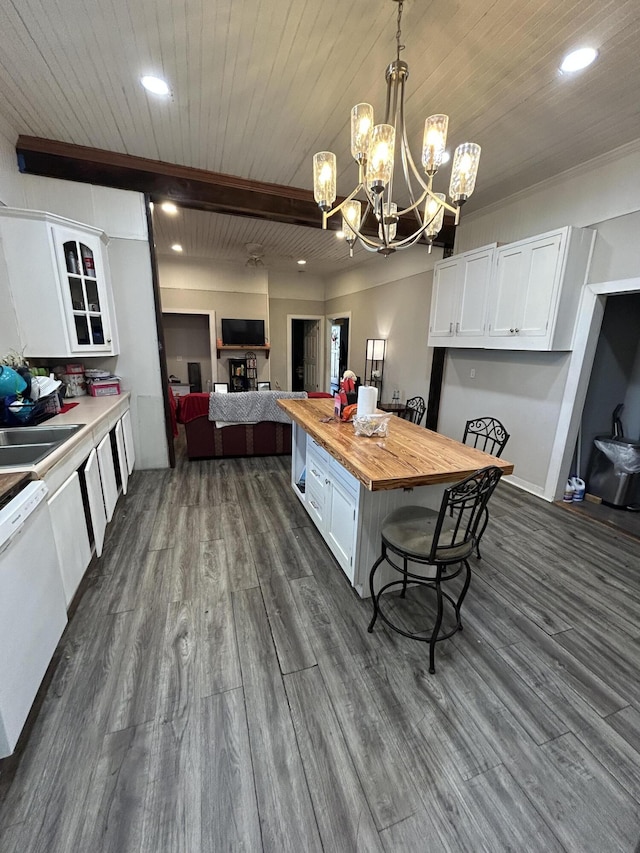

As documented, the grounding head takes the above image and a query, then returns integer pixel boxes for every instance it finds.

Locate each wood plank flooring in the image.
[2,432,640,851]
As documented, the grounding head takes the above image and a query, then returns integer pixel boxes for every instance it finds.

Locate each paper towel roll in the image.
[357,385,378,416]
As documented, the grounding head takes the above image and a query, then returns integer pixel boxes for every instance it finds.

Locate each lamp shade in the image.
[366,338,386,361]
[425,192,446,240]
[351,103,374,161]
[342,199,362,243]
[313,151,337,209]
[367,124,395,190]
[422,114,448,175]
[449,143,481,204]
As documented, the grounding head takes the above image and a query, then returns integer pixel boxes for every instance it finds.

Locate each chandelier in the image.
[312,0,481,257]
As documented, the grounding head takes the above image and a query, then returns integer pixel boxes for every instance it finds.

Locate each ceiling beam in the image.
[15,135,455,250]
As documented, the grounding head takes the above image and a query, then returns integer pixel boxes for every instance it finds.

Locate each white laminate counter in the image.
[1,393,131,494]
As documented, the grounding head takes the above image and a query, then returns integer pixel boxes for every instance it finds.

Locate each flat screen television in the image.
[221,318,266,346]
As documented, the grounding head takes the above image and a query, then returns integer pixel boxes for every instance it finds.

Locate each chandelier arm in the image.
[321,182,366,226]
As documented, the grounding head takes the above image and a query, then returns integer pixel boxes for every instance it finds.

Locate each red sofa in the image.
[177,392,291,459]
[177,392,333,460]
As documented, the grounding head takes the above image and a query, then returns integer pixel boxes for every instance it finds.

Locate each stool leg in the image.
[475,506,489,559]
[368,551,386,633]
[400,555,408,598]
[455,559,472,630]
[429,566,444,674]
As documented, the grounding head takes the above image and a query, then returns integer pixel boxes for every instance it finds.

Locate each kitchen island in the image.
[278,398,514,596]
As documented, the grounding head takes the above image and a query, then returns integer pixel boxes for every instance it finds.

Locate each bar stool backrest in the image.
[431,465,504,562]
[402,396,426,426]
[462,417,510,458]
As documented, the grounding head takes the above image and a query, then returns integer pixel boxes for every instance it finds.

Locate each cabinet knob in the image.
[449,322,453,333]
[515,328,520,333]
[509,328,515,334]
[455,322,460,333]
[107,338,112,343]
[325,478,330,485]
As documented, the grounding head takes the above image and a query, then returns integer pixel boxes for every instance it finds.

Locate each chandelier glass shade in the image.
[313,0,481,257]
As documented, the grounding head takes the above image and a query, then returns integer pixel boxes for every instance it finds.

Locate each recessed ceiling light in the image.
[560,47,598,73]
[141,75,170,95]
[440,150,451,165]
[171,244,183,252]
[161,201,178,214]
[297,259,307,265]
[336,230,345,239]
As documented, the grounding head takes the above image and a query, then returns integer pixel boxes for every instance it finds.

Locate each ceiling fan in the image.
[245,242,265,267]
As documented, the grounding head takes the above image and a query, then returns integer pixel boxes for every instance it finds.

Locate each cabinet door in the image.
[84,448,107,557]
[326,479,357,583]
[429,259,459,338]
[488,246,527,338]
[52,225,116,355]
[97,433,118,522]
[457,249,493,337]
[518,233,563,338]
[122,408,135,474]
[115,420,129,495]
[48,472,92,607]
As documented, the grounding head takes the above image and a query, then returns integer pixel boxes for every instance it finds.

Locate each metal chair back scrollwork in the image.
[402,396,426,426]
[462,417,510,558]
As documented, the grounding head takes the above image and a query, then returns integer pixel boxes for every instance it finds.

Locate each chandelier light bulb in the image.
[422,115,449,175]
[342,200,362,245]
[351,103,374,161]
[378,201,398,241]
[425,192,446,248]
[313,151,337,211]
[449,143,481,205]
[367,124,395,192]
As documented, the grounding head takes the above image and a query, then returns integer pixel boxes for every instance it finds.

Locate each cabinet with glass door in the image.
[0,209,119,358]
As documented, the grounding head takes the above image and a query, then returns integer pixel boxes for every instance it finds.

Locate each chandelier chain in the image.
[395,0,405,63]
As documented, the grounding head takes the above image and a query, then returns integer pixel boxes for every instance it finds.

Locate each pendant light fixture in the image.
[313,0,481,257]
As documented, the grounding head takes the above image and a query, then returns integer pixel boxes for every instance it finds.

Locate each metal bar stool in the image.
[367,466,503,673]
[401,396,426,426]
[462,417,510,558]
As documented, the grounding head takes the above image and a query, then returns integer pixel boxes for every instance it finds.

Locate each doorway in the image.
[328,315,350,394]
[162,311,217,391]
[290,317,322,392]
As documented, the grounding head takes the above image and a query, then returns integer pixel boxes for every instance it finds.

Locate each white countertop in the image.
[1,393,131,488]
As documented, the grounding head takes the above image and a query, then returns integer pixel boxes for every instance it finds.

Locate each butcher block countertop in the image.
[278,398,514,492]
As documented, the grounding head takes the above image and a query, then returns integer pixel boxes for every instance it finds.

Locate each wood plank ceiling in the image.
[1,0,639,269]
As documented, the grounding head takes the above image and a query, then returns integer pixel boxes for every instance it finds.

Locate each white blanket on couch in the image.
[208,390,307,426]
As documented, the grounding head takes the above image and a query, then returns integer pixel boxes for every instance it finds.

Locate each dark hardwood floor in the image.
[2,430,640,852]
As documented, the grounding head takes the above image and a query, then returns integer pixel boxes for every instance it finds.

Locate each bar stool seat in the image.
[368,466,503,673]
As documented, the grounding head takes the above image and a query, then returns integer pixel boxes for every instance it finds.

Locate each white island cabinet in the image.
[283,398,514,598]
[0,208,119,358]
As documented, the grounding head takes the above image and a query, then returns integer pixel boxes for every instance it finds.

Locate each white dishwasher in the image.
[0,480,68,757]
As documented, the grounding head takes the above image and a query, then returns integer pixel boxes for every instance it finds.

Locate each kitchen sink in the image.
[0,425,83,446]
[0,424,84,468]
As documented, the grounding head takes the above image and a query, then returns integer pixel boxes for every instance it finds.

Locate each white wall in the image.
[0,145,167,468]
[436,140,640,499]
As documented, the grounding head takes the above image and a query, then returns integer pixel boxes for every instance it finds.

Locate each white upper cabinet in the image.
[428,226,595,351]
[0,208,119,358]
[487,226,595,350]
[429,245,496,348]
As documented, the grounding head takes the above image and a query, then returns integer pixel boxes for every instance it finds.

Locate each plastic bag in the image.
[594,439,640,474]
[353,413,391,437]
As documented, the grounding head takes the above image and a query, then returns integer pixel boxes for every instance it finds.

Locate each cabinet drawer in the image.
[307,436,331,466]
[305,480,325,528]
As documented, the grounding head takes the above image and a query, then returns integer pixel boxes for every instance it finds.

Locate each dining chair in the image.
[462,417,510,559]
[401,396,426,426]
[367,465,503,673]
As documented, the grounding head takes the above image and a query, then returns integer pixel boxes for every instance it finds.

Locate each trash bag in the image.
[594,439,640,474]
